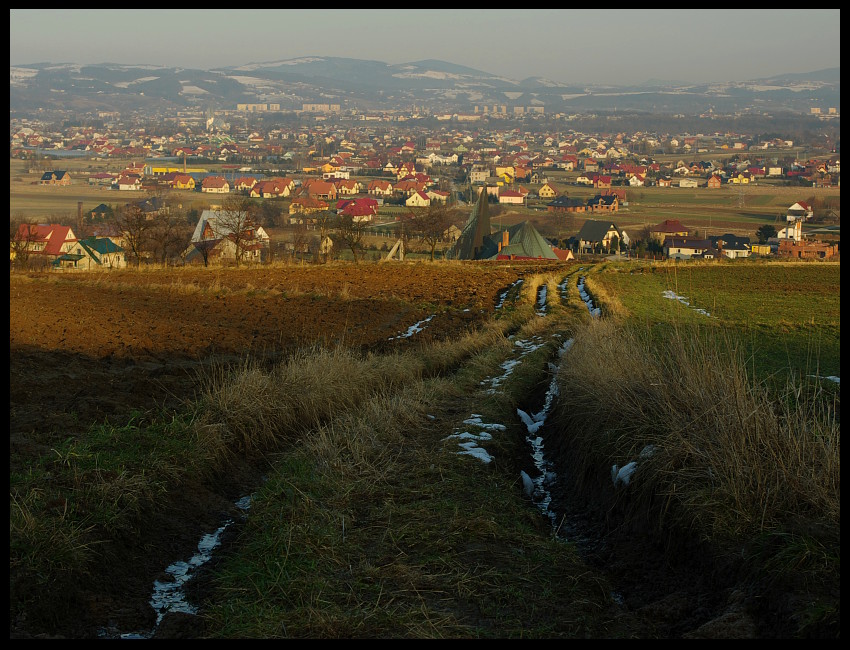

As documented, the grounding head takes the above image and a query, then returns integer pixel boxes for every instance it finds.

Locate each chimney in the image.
[502,230,509,247]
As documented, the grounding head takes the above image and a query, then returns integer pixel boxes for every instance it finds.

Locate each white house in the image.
[786,201,814,222]
[498,189,525,205]
[405,190,431,208]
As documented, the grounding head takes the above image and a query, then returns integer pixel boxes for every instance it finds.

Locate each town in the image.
[10,104,840,269]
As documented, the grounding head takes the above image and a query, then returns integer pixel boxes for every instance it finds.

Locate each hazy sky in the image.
[10,9,840,85]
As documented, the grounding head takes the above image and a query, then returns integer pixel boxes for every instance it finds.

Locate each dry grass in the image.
[551,317,840,563]
[581,274,630,321]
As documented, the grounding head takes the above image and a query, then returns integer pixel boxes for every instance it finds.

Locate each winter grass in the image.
[550,317,840,635]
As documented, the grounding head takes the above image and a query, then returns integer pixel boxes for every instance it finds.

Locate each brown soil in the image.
[11,262,558,456]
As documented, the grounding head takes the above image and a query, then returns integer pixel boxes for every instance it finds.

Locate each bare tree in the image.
[313,210,335,264]
[334,212,368,263]
[191,238,215,267]
[213,195,259,267]
[407,204,459,261]
[114,203,152,267]
[148,209,193,267]
[290,224,310,263]
[10,214,38,269]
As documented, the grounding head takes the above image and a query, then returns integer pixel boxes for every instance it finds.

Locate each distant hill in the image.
[9,57,840,117]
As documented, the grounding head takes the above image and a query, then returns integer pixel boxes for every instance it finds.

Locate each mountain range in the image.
[9,57,840,117]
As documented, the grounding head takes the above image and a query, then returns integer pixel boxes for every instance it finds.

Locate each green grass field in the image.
[587,261,841,382]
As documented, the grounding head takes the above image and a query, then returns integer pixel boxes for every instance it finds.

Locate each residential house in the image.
[89,203,113,221]
[405,190,431,208]
[592,175,612,189]
[39,170,71,186]
[116,174,142,191]
[586,194,618,213]
[559,155,577,171]
[170,173,196,190]
[786,201,814,222]
[337,197,379,222]
[71,237,127,269]
[13,223,78,264]
[251,179,290,199]
[657,176,674,188]
[335,178,361,196]
[426,189,450,203]
[707,175,723,188]
[777,239,838,259]
[712,234,751,259]
[469,167,490,184]
[289,197,329,216]
[187,209,267,265]
[576,219,623,254]
[394,179,427,196]
[547,196,586,213]
[395,162,416,180]
[498,189,525,205]
[201,176,230,194]
[231,177,258,193]
[367,179,394,196]
[663,237,715,259]
[649,219,690,244]
[538,182,559,199]
[302,179,338,201]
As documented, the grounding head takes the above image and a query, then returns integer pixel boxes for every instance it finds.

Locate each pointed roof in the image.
[482,221,559,260]
[447,187,491,260]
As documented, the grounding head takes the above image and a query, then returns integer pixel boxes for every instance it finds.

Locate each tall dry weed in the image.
[552,318,840,543]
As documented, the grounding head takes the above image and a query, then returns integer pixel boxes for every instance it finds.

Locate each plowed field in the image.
[10,261,564,459]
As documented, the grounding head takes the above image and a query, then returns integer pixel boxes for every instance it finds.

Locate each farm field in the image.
[586,260,841,381]
[9,261,559,452]
[9,258,839,639]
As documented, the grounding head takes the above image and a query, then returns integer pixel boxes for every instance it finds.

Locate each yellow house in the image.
[538,183,559,198]
[173,173,196,190]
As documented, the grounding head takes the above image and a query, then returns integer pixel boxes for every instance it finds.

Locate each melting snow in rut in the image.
[536,285,548,315]
[388,314,435,340]
[444,329,576,536]
[577,277,601,318]
[516,338,574,528]
[495,279,524,310]
[104,495,253,639]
